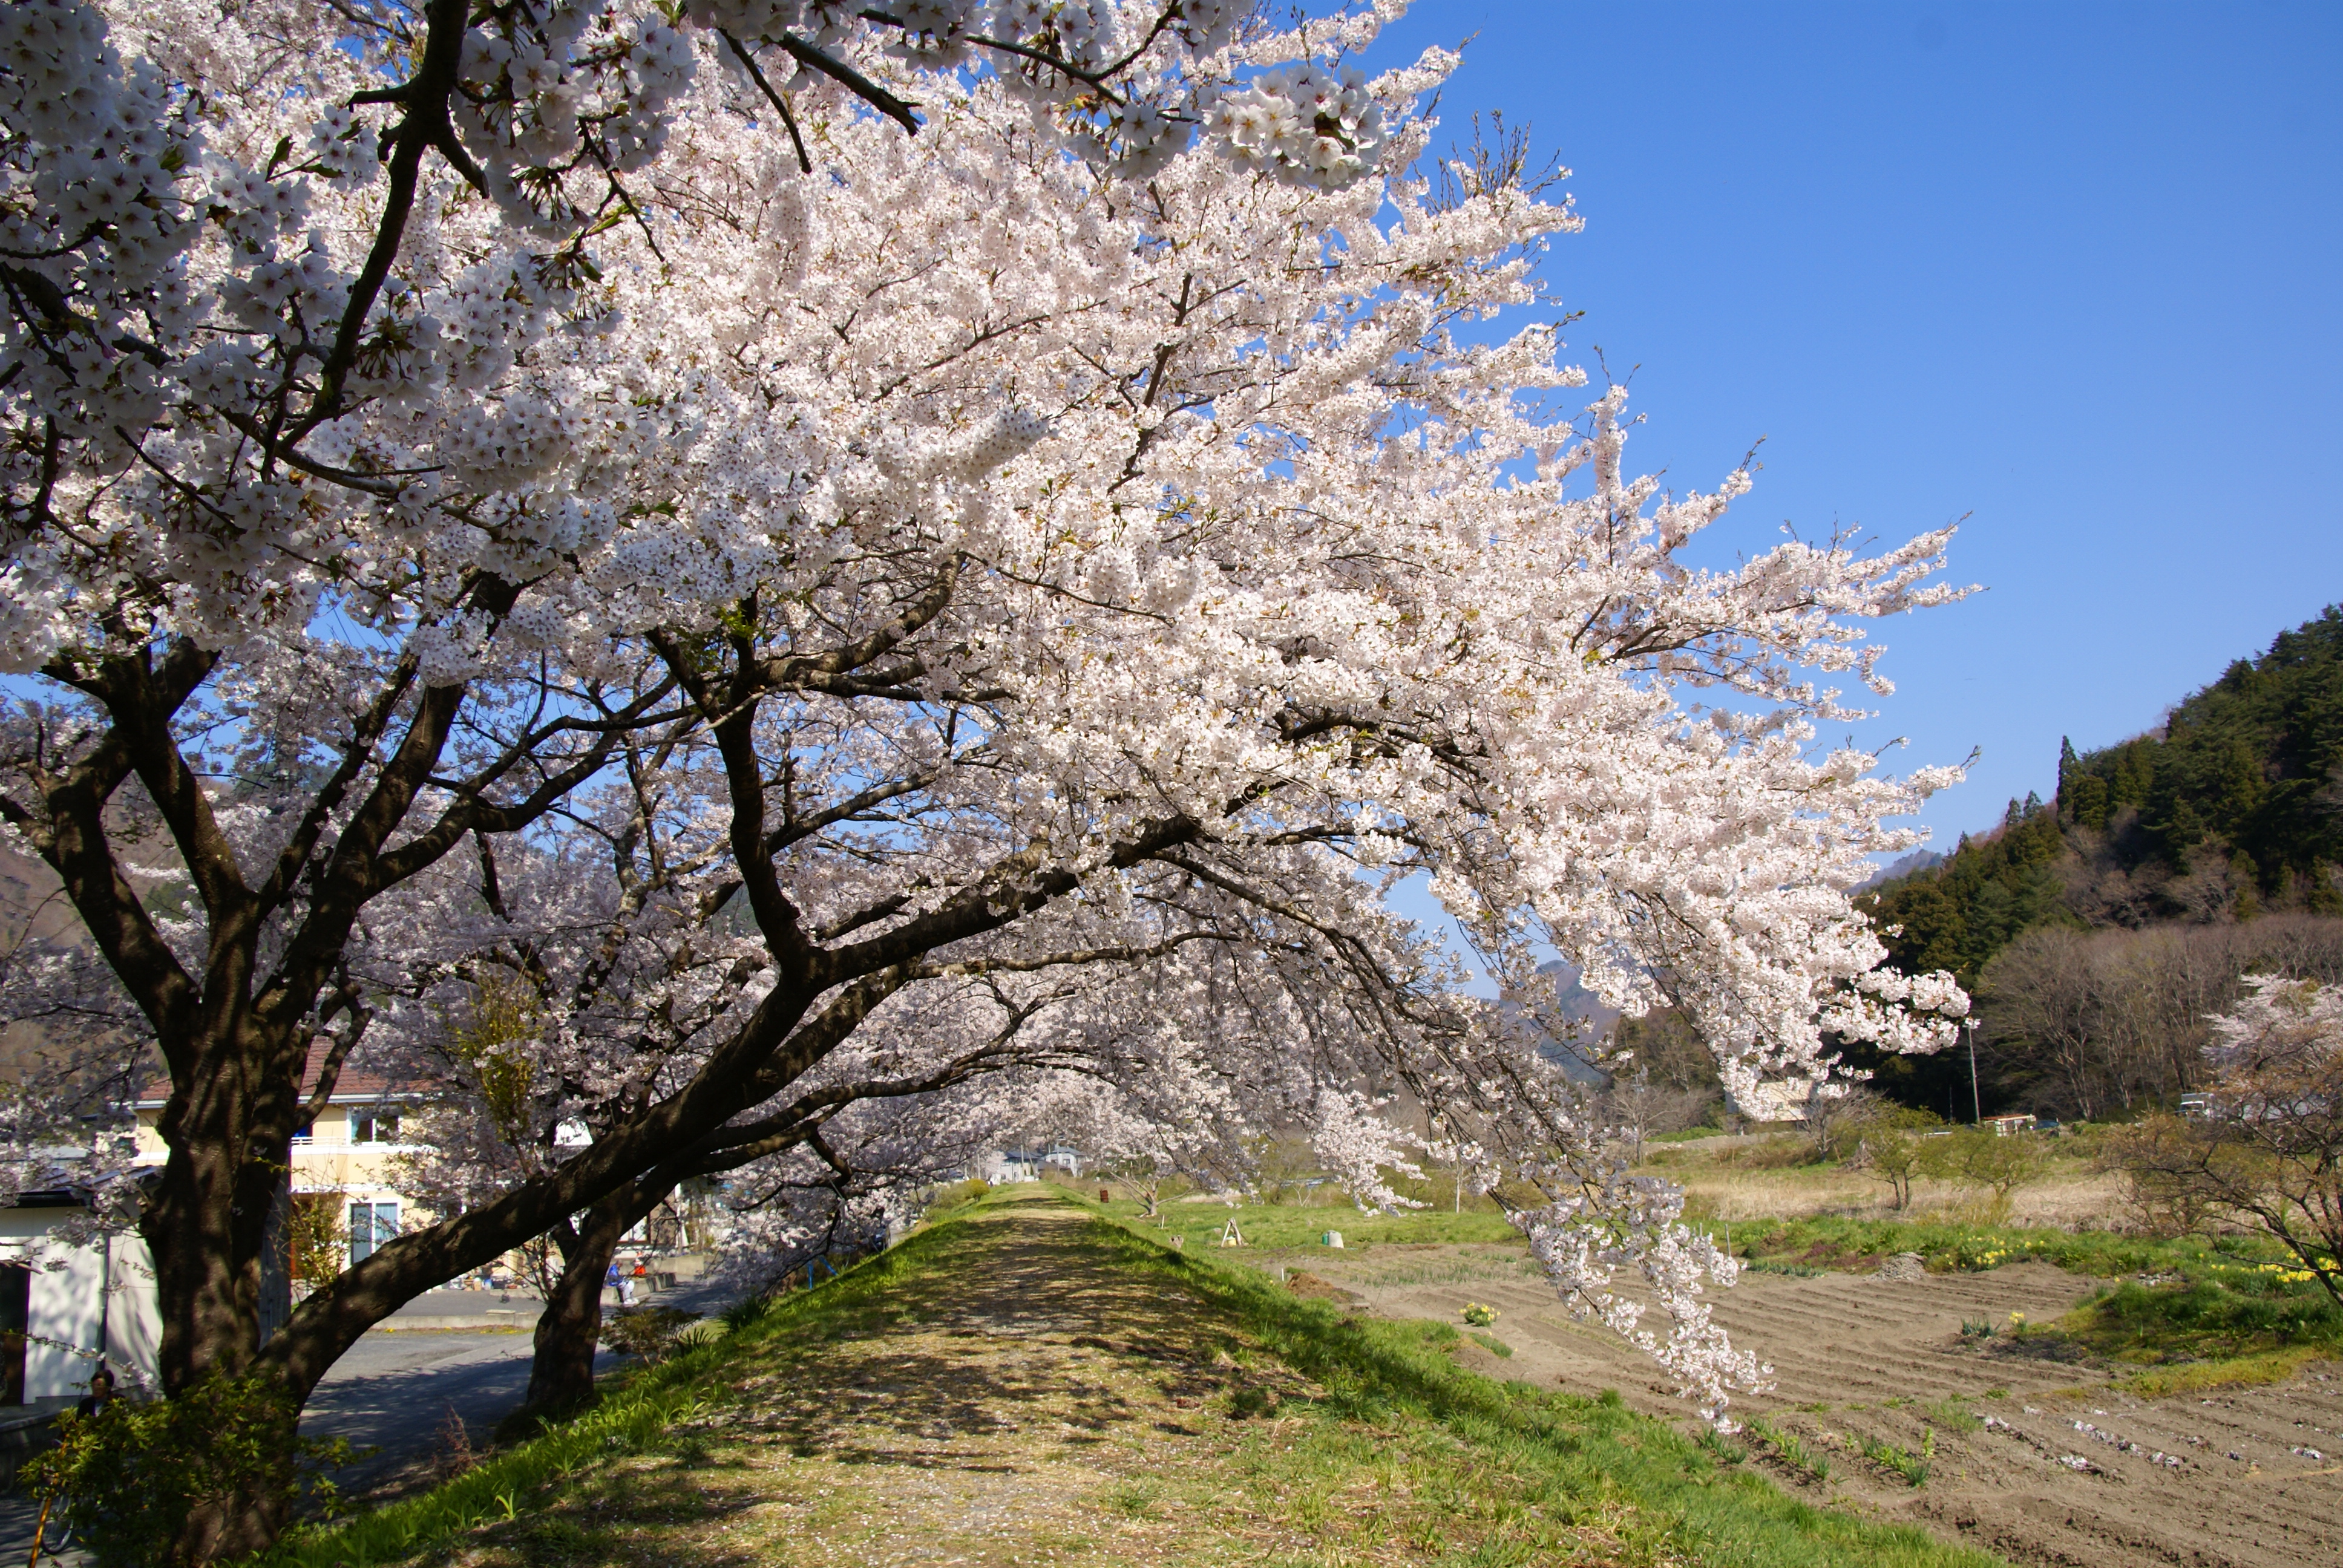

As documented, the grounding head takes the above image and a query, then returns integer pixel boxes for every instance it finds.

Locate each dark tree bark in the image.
[4,621,1211,1561]
[514,1197,635,1427]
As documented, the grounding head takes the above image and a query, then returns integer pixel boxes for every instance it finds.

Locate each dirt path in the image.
[405,1193,1685,1567]
[1308,1246,2343,1568]
[683,1197,1273,1565]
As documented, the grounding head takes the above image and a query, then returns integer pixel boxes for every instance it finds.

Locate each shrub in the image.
[1920,1129,2048,1220]
[2099,1120,2222,1236]
[1855,1125,1930,1209]
[670,1319,729,1350]
[283,1195,349,1296]
[23,1374,352,1567]
[598,1305,703,1362]
[2105,979,2343,1305]
[924,1177,992,1214]
[1809,1086,1918,1163]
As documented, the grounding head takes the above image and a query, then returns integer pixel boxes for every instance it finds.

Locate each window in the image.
[349,1109,401,1145]
[349,1201,399,1263]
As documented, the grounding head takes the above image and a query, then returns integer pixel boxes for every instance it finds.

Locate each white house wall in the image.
[0,1213,163,1399]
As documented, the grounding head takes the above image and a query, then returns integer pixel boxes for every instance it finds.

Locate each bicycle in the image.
[25,1488,74,1568]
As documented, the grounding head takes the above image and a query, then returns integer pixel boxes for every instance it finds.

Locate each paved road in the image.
[300,1324,589,1497]
[0,1273,746,1561]
[310,1274,740,1495]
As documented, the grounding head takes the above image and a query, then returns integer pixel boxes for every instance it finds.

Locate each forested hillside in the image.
[2060,606,2343,903]
[1851,605,2343,1120]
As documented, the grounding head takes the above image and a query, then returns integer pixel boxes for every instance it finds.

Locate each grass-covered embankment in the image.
[1075,1207,2001,1568]
[264,1189,2004,1568]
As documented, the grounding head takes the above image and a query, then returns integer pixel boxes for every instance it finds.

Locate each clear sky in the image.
[1358,0,2343,981]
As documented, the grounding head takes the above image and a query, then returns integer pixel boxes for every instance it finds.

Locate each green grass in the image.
[269,1190,2009,1568]
[1922,1397,1981,1434]
[1717,1214,2210,1276]
[1386,1315,1513,1362]
[1853,1432,1928,1488]
[1104,1194,1523,1254]
[1088,1197,1995,1566]
[1698,1426,1750,1465]
[1743,1419,1832,1484]
[2108,1345,2329,1397]
[1322,1252,1545,1289]
[2061,1274,2343,1361]
[256,1239,928,1567]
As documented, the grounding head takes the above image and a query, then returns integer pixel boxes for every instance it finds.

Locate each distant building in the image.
[977,1145,1083,1183]
[978,1149,1037,1183]
[0,1190,164,1403]
[136,1065,430,1272]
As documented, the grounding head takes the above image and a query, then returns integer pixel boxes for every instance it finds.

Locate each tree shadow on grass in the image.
[361,1200,1274,1567]
[471,1457,773,1568]
[719,1203,1243,1469]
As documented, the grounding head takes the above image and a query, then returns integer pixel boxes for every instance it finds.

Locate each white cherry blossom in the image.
[0,2,1973,1550]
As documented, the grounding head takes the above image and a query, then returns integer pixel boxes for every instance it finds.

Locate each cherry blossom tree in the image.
[2112,975,2343,1306]
[368,771,1478,1417]
[1,0,1971,1552]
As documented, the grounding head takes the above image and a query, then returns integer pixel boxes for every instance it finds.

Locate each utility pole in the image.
[1967,1018,1982,1125]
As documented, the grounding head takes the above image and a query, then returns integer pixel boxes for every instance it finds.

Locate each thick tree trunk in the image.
[138,1028,310,1562]
[140,1189,300,1560]
[516,1199,632,1426]
[140,1123,280,1391]
[179,1488,288,1565]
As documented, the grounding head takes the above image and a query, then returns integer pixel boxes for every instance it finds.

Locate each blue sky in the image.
[1359,0,2343,980]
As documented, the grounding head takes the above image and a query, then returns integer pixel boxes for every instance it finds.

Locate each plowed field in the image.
[1308,1247,2343,1568]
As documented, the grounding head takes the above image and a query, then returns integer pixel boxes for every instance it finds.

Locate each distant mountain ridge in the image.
[1487,959,1617,1084]
[1856,849,1944,893]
